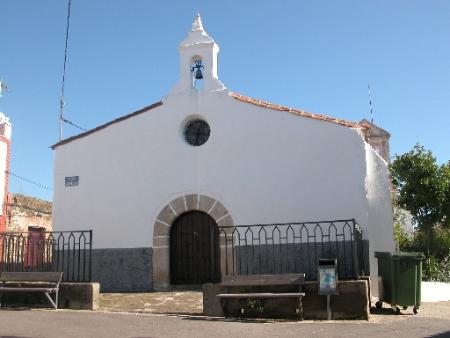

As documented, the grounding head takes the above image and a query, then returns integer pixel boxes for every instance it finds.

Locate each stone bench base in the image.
[204,280,369,320]
[0,282,99,310]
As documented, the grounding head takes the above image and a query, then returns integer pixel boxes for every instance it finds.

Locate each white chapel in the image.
[52,15,394,294]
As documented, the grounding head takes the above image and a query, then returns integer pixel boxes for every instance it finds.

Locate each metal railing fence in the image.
[0,230,92,282]
[219,219,365,280]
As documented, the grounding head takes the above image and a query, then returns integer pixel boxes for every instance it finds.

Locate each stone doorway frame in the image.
[152,194,234,290]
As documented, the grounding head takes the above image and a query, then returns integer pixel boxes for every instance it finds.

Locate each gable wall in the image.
[365,143,395,295]
[53,90,370,249]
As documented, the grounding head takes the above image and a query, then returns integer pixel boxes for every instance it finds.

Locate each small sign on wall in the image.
[65,176,79,187]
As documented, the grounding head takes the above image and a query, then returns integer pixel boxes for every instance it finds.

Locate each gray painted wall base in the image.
[91,247,153,292]
[88,242,368,292]
[231,240,370,280]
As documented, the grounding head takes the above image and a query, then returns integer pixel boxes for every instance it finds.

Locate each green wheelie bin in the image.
[374,251,424,314]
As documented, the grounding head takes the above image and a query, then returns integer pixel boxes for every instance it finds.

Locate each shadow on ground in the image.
[425,332,450,338]
[370,307,397,316]
[0,307,33,312]
[169,314,279,324]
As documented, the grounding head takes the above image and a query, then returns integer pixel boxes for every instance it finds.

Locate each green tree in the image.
[393,207,413,250]
[390,144,450,260]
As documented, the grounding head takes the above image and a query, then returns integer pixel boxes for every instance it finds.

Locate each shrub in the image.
[423,255,450,283]
[395,223,450,282]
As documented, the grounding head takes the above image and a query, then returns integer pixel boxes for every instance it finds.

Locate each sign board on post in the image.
[318,258,338,295]
[318,258,338,320]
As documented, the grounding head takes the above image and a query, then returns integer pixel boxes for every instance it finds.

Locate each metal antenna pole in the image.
[0,80,9,99]
[368,84,374,123]
[59,0,72,141]
[59,99,64,141]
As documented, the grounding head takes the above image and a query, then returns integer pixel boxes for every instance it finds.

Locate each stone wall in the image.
[203,280,370,320]
[1,282,99,310]
[91,247,153,292]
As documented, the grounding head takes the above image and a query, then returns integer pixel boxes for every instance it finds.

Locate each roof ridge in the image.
[229,92,365,130]
[52,93,366,150]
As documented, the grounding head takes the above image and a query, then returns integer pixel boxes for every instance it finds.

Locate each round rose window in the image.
[184,119,210,146]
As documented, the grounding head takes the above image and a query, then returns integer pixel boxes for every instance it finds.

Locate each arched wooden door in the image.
[170,211,221,285]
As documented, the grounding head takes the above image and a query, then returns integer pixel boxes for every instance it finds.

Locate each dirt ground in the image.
[100,291,203,315]
[99,291,450,322]
[370,300,450,323]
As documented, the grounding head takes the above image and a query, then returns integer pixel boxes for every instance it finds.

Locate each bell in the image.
[195,68,203,80]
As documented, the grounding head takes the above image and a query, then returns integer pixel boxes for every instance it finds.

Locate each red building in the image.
[0,112,12,232]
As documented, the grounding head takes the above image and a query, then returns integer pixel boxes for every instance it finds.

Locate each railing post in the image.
[89,230,93,282]
[351,219,359,279]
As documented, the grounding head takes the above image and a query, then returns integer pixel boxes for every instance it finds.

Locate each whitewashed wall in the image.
[53,88,374,247]
[365,143,395,296]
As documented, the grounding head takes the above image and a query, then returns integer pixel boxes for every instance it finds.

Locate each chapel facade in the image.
[52,15,394,295]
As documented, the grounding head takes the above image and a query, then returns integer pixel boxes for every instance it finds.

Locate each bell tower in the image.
[170,14,225,95]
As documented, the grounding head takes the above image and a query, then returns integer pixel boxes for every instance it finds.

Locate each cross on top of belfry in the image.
[192,13,204,31]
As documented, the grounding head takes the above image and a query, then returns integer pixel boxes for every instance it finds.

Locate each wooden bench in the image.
[0,272,63,309]
[217,274,306,320]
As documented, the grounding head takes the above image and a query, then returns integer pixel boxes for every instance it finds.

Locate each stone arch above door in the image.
[152,194,234,290]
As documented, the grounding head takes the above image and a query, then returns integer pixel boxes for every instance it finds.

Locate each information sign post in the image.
[318,258,338,320]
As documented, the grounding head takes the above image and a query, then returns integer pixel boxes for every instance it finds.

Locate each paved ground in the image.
[0,293,449,337]
[0,306,449,338]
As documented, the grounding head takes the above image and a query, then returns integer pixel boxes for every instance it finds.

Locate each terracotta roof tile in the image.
[229,92,366,130]
[51,101,163,149]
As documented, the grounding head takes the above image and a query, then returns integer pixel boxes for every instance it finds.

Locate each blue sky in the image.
[1,0,449,201]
